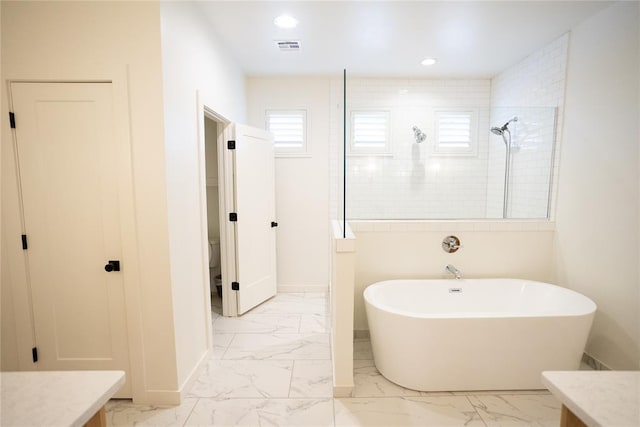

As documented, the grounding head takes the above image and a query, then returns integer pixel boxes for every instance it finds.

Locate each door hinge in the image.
[227,140,236,150]
[231,282,240,291]
[104,260,121,272]
[9,112,16,129]
[32,347,38,363]
[229,212,238,222]
[271,221,278,228]
[21,234,28,250]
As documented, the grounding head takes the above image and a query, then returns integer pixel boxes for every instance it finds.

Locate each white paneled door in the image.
[11,82,131,397]
[232,124,277,315]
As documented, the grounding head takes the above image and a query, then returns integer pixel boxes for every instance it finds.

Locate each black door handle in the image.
[271,221,278,228]
[105,260,120,272]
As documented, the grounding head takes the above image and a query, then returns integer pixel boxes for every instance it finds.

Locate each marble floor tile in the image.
[187,359,293,398]
[185,398,334,426]
[290,360,333,398]
[212,333,234,359]
[334,396,486,426]
[299,314,330,333]
[106,398,197,426]
[223,333,331,360]
[353,359,421,398]
[213,313,301,334]
[468,394,562,426]
[353,338,373,360]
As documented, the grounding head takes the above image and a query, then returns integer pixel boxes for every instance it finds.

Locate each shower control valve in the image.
[442,235,461,253]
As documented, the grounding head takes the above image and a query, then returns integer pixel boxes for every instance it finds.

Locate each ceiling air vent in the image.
[276,40,301,51]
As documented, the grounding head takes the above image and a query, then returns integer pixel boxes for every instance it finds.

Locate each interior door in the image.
[232,124,277,314]
[11,82,131,397]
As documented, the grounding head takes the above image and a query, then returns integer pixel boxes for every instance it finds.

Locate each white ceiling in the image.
[198,1,611,78]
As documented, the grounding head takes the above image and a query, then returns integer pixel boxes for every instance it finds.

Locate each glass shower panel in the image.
[488,107,557,219]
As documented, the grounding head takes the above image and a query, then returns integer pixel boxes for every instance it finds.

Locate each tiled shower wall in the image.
[343,78,491,219]
[488,34,569,218]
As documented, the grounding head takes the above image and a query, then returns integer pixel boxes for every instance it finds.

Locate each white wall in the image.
[246,77,330,291]
[159,1,247,389]
[554,2,639,369]
[350,221,555,330]
[1,1,179,403]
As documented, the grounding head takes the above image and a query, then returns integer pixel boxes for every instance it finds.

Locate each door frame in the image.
[3,76,146,400]
[196,93,239,321]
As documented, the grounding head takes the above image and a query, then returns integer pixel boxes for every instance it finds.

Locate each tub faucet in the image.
[445,264,462,280]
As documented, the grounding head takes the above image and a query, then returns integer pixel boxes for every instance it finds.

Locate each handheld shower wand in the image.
[490,116,518,219]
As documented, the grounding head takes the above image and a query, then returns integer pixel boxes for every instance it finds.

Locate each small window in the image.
[433,110,478,156]
[266,110,308,156]
[350,111,391,155]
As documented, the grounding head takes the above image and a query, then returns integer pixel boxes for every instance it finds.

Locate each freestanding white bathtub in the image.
[364,279,596,391]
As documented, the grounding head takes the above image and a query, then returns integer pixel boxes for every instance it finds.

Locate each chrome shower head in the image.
[412,125,426,143]
[490,127,504,136]
[491,116,518,137]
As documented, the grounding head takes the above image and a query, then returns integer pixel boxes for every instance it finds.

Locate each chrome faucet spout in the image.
[445,264,462,280]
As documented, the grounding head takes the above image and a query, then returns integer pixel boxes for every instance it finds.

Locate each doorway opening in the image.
[200,105,277,319]
[203,116,224,316]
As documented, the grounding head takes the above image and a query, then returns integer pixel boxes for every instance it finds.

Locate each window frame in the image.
[432,109,479,157]
[265,109,310,158]
[348,109,392,156]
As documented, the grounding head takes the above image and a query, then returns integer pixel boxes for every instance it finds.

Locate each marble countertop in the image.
[1,370,125,427]
[542,371,640,427]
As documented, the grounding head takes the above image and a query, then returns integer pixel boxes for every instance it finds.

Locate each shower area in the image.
[337,77,558,222]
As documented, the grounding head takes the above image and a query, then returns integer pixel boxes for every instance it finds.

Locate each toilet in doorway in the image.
[208,239,222,297]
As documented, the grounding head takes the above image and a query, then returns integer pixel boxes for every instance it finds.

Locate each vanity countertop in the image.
[542,370,639,427]
[1,370,125,426]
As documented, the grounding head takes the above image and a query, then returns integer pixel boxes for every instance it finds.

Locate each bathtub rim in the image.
[364,278,597,320]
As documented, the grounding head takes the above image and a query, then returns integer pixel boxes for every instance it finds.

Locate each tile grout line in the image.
[287,360,296,399]
[463,395,489,427]
[332,395,337,427]
[181,397,200,427]
[218,332,235,360]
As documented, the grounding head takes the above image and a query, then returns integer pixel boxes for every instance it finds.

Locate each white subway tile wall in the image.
[343,78,492,219]
[328,34,567,221]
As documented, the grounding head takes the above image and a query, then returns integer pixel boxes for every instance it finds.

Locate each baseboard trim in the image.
[132,347,210,405]
[176,348,211,402]
[582,352,611,370]
[134,389,181,405]
[278,284,328,293]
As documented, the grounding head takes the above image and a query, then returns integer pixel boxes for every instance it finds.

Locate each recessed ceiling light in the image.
[421,58,438,66]
[274,15,298,29]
